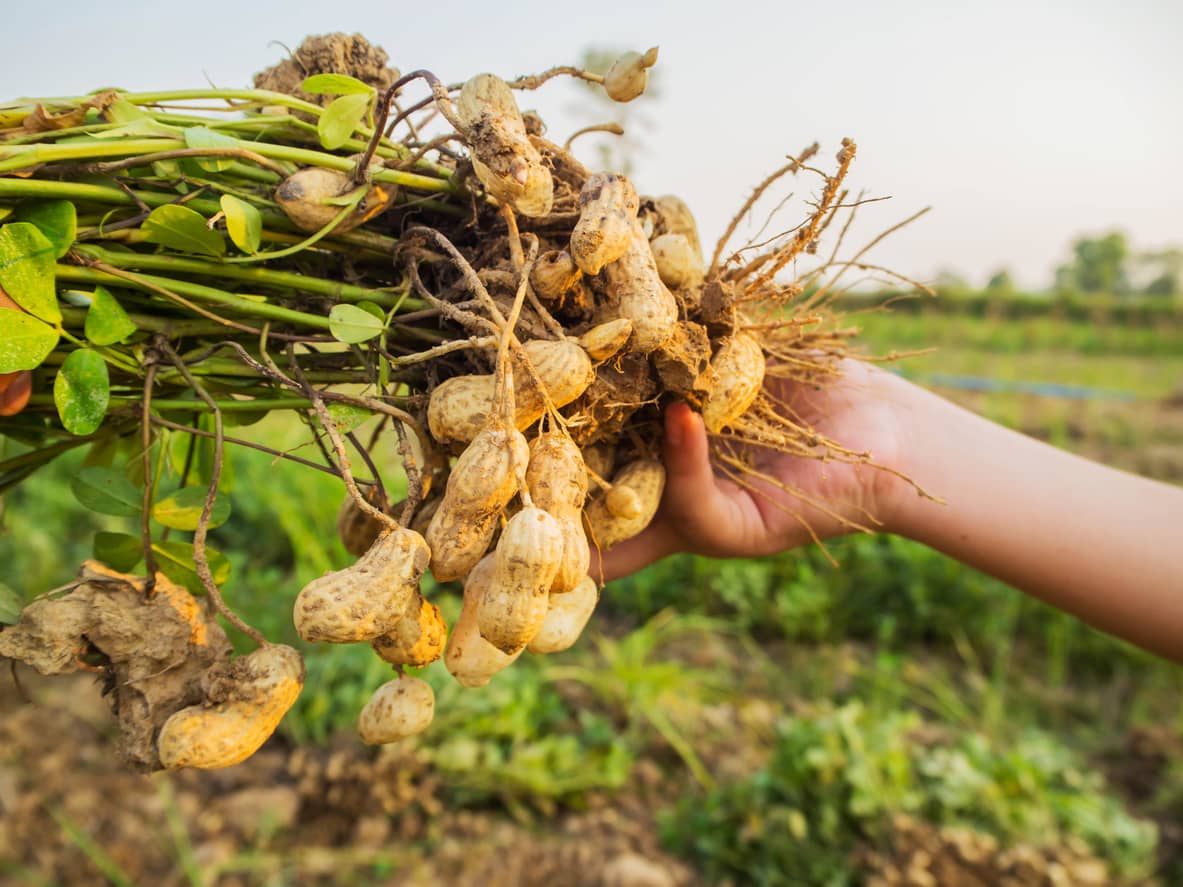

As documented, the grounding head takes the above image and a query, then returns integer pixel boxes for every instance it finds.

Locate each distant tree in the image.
[1054,231,1129,295]
[984,268,1015,296]
[1132,247,1182,298]
[933,269,971,297]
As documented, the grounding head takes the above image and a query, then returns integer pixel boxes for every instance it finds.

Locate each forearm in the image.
[888,382,1183,661]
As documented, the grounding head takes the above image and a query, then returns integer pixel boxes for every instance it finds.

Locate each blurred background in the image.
[1,1,1181,884]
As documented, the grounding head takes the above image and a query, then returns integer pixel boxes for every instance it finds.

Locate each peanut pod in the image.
[425,425,530,582]
[358,674,435,745]
[577,318,634,362]
[526,432,591,593]
[528,576,599,654]
[275,167,395,233]
[702,332,766,433]
[445,555,523,687]
[570,173,640,275]
[477,506,563,653]
[584,459,665,550]
[158,644,305,770]
[294,527,430,644]
[603,226,679,353]
[372,591,448,667]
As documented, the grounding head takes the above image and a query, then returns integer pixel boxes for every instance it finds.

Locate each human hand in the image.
[595,359,922,580]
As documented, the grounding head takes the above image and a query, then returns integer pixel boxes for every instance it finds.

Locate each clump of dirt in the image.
[0,562,230,770]
[859,814,1113,887]
[253,33,400,112]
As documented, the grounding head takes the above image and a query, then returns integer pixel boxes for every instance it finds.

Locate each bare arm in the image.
[599,363,1183,662]
[890,382,1183,660]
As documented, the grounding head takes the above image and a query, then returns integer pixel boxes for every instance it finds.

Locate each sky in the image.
[2,0,1180,289]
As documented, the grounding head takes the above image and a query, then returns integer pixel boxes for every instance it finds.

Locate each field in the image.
[1,302,1181,886]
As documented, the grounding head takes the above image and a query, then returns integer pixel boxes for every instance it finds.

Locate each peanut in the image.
[651,233,705,291]
[158,644,305,770]
[603,47,659,103]
[425,425,530,582]
[528,576,599,654]
[702,332,766,433]
[274,167,394,232]
[526,432,590,593]
[427,339,594,445]
[477,506,563,653]
[603,227,679,353]
[358,674,435,744]
[372,591,447,667]
[570,173,640,275]
[584,459,665,550]
[530,249,581,302]
[445,555,523,687]
[294,527,429,644]
[577,318,634,362]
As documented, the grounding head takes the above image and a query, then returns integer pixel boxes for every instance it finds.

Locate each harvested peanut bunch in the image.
[1,32,922,768]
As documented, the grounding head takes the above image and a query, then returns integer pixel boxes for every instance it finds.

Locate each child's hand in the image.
[597,360,919,580]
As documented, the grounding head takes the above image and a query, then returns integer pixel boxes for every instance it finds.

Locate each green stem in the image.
[28,394,318,412]
[56,264,335,329]
[58,305,243,337]
[67,246,417,309]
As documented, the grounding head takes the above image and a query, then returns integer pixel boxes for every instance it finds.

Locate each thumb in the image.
[661,402,717,510]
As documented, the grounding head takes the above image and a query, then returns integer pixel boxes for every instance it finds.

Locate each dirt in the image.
[0,562,231,770]
[0,671,693,887]
[253,33,400,115]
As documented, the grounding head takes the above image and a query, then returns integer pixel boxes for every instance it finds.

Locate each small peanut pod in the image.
[584,459,666,550]
[603,47,659,103]
[577,318,634,362]
[158,644,305,770]
[648,194,703,262]
[427,339,595,445]
[570,173,640,275]
[702,332,767,433]
[358,674,435,745]
[477,507,564,654]
[528,576,599,654]
[445,556,523,687]
[603,228,679,353]
[275,167,395,233]
[530,250,581,302]
[581,442,617,488]
[651,233,706,291]
[425,426,530,582]
[371,591,448,667]
[457,73,554,217]
[294,527,429,644]
[526,433,590,594]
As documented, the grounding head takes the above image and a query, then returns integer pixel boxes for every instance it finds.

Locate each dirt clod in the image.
[253,33,399,113]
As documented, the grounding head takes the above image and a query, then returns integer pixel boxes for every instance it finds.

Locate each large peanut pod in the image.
[603,228,679,353]
[528,576,599,654]
[275,167,394,233]
[358,674,435,744]
[372,591,448,667]
[294,527,429,644]
[584,459,666,550]
[457,73,554,217]
[158,644,305,770]
[570,173,640,275]
[651,233,705,291]
[526,433,590,594]
[702,332,766,433]
[477,507,563,653]
[425,426,529,582]
[427,339,595,445]
[445,556,523,687]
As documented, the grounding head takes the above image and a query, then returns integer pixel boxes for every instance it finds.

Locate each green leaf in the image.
[0,221,60,322]
[326,402,371,435]
[153,486,231,531]
[329,303,383,343]
[54,349,110,435]
[104,97,149,123]
[84,285,136,345]
[93,532,143,573]
[13,200,76,258]
[183,126,239,172]
[0,582,22,625]
[301,73,375,96]
[219,194,262,254]
[142,204,226,257]
[71,465,142,517]
[317,93,371,150]
[0,311,59,372]
[152,540,231,595]
[356,300,386,321]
